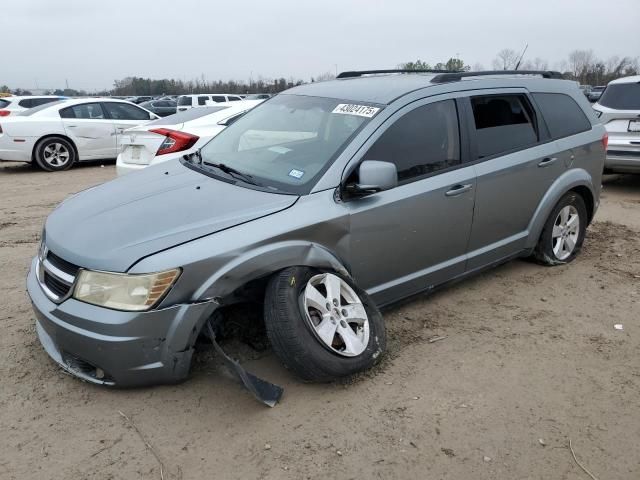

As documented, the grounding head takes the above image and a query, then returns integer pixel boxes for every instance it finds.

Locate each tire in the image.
[264,267,386,382]
[34,137,76,171]
[533,191,588,266]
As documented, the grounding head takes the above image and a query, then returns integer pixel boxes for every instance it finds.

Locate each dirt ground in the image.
[1,161,638,480]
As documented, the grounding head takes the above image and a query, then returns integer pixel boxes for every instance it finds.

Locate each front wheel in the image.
[533,192,588,265]
[264,267,386,382]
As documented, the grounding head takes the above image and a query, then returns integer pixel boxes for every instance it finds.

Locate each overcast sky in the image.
[4,0,639,91]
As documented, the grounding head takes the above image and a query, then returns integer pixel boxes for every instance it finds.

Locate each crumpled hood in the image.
[44,161,298,272]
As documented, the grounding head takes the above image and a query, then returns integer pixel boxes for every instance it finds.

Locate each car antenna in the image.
[515,43,529,70]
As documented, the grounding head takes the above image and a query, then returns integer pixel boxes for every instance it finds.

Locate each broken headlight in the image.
[73,268,181,311]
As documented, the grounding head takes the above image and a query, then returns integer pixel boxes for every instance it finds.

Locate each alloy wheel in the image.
[302,273,370,357]
[552,205,580,260]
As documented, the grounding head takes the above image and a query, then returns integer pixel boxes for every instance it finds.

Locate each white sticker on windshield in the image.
[332,104,380,118]
[268,145,292,154]
[288,169,305,179]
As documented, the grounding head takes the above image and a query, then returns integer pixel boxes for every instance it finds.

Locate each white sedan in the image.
[116,99,263,176]
[0,98,158,171]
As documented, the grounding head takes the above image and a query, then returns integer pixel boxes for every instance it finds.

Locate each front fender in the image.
[525,168,596,249]
[193,240,351,300]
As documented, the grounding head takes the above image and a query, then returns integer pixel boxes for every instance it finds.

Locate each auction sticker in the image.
[332,104,380,118]
[288,169,305,179]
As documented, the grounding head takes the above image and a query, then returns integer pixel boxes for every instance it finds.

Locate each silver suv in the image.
[593,75,640,173]
[28,70,606,390]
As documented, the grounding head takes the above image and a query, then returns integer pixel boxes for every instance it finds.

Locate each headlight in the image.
[73,268,181,311]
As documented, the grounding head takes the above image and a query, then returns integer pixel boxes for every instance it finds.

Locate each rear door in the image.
[60,103,117,159]
[344,97,476,305]
[461,90,565,270]
[102,102,153,149]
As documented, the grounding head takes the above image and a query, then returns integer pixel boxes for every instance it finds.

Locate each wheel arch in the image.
[32,134,78,162]
[525,169,596,250]
[193,241,352,303]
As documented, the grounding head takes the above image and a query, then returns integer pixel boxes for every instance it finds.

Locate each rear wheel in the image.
[534,192,587,265]
[34,137,76,171]
[264,267,386,382]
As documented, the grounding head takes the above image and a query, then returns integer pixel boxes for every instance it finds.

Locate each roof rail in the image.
[336,69,460,79]
[431,70,564,83]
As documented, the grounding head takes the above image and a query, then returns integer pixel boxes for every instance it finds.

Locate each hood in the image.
[45,161,298,272]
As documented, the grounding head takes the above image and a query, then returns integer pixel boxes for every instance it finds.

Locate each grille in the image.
[47,251,80,276]
[37,245,80,302]
[44,271,70,297]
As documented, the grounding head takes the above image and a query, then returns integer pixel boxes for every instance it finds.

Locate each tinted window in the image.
[177,96,192,106]
[228,96,241,102]
[533,93,591,139]
[18,99,34,108]
[599,83,640,110]
[103,102,150,120]
[198,96,209,106]
[364,99,460,183]
[470,95,537,158]
[0,99,9,108]
[60,103,105,119]
[211,95,226,103]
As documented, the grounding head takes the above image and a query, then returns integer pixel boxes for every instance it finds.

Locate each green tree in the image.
[399,59,432,70]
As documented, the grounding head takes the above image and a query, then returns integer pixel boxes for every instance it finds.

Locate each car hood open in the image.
[44,161,298,272]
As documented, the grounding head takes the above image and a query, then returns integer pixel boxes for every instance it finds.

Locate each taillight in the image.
[0,110,10,117]
[602,132,608,150]
[150,128,199,155]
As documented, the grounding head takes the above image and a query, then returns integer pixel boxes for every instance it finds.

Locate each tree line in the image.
[400,49,639,86]
[1,48,637,97]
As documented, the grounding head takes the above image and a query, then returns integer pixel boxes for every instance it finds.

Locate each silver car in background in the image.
[27,70,606,390]
[593,75,640,173]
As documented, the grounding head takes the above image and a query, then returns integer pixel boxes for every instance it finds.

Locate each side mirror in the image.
[345,160,398,197]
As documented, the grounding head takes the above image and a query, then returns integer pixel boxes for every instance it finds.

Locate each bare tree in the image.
[568,49,596,82]
[493,49,519,70]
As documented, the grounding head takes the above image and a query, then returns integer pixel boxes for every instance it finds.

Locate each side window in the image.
[103,102,150,120]
[211,95,225,103]
[532,93,591,139]
[363,99,461,184]
[198,96,209,106]
[19,99,34,108]
[470,94,538,159]
[228,96,241,102]
[60,103,105,119]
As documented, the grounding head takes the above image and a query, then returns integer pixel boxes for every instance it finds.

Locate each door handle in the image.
[67,125,77,128]
[538,157,557,167]
[445,184,472,197]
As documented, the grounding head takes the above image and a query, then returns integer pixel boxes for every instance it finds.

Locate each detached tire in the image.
[264,267,386,382]
[533,191,587,265]
[34,137,76,171]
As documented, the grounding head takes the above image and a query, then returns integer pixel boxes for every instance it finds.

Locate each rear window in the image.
[0,99,10,108]
[19,100,67,116]
[470,94,538,158]
[599,83,640,110]
[533,93,591,139]
[177,96,192,106]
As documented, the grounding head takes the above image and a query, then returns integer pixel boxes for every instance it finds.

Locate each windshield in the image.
[599,83,640,110]
[196,94,379,194]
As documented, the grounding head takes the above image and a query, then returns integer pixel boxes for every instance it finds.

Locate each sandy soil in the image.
[1,161,639,480]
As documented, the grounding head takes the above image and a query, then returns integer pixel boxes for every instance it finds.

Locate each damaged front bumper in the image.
[26,259,217,387]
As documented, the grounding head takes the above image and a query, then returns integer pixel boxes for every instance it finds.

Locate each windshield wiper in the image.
[202,161,263,186]
[183,149,202,164]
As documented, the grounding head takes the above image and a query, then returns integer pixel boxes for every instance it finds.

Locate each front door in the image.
[101,102,154,151]
[344,98,476,306]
